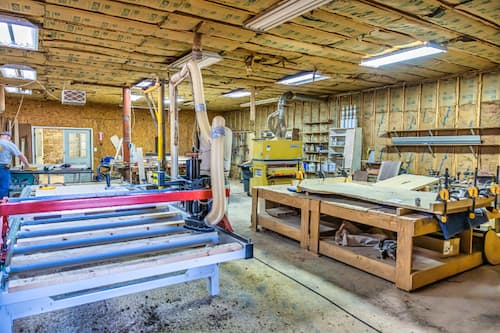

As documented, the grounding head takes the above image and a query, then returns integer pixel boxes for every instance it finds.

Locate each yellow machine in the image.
[250,139,303,188]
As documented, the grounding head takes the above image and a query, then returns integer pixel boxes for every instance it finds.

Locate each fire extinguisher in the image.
[98,131,103,145]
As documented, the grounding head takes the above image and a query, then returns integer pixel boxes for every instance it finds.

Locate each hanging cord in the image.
[9,94,25,131]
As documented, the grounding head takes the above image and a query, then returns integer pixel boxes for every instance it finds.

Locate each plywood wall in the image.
[2,98,198,170]
[225,70,499,176]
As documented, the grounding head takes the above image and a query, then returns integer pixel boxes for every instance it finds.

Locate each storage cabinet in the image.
[328,128,362,175]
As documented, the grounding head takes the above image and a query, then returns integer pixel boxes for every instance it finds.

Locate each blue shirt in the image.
[0,138,20,165]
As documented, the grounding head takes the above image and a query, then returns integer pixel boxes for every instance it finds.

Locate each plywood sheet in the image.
[373,174,438,190]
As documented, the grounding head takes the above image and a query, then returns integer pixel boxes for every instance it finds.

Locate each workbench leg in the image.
[251,188,259,231]
[300,199,309,249]
[395,224,413,291]
[206,264,219,296]
[460,229,473,254]
[309,200,320,253]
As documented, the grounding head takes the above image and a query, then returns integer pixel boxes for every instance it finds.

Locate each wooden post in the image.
[122,87,131,164]
[395,222,414,291]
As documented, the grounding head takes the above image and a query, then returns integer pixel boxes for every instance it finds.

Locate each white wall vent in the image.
[61,89,86,105]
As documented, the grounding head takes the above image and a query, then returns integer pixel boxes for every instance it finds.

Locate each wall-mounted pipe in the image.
[168,60,226,225]
[267,91,328,138]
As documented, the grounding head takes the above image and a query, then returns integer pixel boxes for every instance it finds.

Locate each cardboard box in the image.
[414,235,460,257]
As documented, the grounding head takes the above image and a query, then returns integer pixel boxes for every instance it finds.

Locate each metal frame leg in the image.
[207,264,219,296]
[0,305,13,333]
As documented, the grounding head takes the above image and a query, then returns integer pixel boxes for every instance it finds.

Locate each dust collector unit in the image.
[61,89,86,105]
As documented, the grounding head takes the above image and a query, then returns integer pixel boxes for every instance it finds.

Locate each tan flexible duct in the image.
[168,60,226,225]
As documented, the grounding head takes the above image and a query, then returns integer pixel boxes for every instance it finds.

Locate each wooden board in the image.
[298,182,490,215]
[373,174,438,190]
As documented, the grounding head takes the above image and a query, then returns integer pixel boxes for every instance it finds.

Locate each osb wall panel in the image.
[225,70,499,176]
[2,98,197,170]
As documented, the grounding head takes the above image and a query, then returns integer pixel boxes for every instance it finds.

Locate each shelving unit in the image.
[328,127,362,175]
[302,120,332,174]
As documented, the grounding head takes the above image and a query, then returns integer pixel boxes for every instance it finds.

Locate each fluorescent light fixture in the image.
[132,78,156,90]
[0,15,38,50]
[243,0,332,32]
[240,97,280,107]
[276,71,329,86]
[164,96,185,104]
[131,94,143,102]
[222,88,251,98]
[5,86,32,95]
[1,64,37,80]
[169,51,222,70]
[392,135,480,145]
[361,43,446,68]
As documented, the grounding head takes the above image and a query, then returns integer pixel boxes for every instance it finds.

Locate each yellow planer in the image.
[249,139,303,188]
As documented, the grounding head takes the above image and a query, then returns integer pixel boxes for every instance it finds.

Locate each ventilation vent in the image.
[61,89,86,105]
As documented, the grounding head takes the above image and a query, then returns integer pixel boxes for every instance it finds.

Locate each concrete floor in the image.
[14,181,500,333]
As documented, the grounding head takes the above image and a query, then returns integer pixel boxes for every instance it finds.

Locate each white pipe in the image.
[205,116,226,225]
[169,66,189,178]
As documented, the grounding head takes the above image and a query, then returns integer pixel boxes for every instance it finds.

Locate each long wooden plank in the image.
[257,213,301,242]
[9,243,243,292]
[319,240,396,282]
[410,251,482,290]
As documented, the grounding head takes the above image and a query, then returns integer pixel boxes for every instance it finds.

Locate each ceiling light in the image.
[164,96,185,104]
[5,86,32,95]
[240,97,280,107]
[1,64,37,80]
[133,78,156,90]
[131,94,143,102]
[276,71,329,86]
[360,43,446,68]
[168,51,222,70]
[222,89,251,98]
[0,15,38,50]
[243,0,332,32]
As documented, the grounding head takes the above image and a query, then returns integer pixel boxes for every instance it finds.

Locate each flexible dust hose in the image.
[204,116,226,225]
[169,60,225,225]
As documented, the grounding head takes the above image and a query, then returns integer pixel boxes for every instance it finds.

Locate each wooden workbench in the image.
[251,185,484,291]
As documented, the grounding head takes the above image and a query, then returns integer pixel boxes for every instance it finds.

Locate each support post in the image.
[122,87,131,164]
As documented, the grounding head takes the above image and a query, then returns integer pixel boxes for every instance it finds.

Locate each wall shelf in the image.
[383,127,500,138]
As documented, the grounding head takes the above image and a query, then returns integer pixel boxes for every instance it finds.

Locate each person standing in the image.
[0,131,30,198]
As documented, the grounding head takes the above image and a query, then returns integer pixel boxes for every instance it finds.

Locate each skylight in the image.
[0,15,39,50]
[0,64,37,80]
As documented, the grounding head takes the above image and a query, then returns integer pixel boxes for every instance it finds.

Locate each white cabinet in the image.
[328,128,362,175]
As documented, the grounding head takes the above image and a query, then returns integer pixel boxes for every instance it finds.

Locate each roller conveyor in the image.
[0,185,252,333]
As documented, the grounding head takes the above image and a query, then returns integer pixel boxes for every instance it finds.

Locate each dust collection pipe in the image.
[122,87,132,163]
[168,60,226,225]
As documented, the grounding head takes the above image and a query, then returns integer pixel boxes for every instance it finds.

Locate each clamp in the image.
[467,168,479,219]
[438,168,450,223]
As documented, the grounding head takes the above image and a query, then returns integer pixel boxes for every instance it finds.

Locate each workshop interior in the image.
[0,1,499,332]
